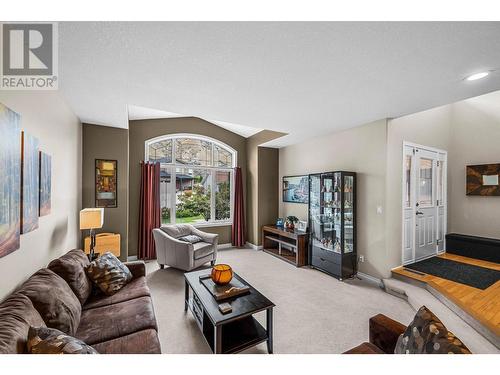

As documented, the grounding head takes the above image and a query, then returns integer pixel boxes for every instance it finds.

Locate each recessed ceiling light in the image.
[465,71,490,81]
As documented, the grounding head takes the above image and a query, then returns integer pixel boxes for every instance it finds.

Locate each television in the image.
[283,175,309,204]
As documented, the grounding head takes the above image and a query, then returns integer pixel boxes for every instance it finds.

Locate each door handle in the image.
[416,211,424,215]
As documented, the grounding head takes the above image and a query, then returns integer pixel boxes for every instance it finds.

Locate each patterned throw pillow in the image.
[394,306,471,354]
[179,234,203,244]
[86,252,132,296]
[27,326,98,354]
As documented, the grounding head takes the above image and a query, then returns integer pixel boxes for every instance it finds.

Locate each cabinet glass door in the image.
[343,174,354,253]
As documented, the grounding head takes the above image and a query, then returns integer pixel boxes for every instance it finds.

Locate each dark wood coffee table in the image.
[184,269,275,354]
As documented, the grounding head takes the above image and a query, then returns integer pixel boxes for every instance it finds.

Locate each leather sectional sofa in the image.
[0,249,161,354]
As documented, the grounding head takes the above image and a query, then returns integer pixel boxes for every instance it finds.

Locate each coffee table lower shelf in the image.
[203,315,268,354]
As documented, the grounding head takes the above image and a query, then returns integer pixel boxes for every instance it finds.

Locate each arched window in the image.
[145,134,236,226]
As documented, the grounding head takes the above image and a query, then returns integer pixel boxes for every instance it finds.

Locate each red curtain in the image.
[138,162,161,260]
[232,166,246,247]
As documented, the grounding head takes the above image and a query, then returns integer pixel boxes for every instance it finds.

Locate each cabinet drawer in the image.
[311,246,341,265]
[311,255,341,277]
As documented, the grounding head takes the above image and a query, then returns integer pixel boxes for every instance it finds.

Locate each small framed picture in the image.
[296,220,308,232]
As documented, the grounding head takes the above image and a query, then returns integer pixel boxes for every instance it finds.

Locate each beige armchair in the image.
[152,224,218,271]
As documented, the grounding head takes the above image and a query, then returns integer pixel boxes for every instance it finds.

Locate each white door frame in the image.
[401,141,447,265]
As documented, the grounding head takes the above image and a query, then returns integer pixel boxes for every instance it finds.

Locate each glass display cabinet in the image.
[309,171,357,280]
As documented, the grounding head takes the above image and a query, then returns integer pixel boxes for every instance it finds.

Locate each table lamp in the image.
[80,208,104,260]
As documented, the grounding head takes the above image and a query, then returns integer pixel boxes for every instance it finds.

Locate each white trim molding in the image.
[357,272,383,288]
[245,242,263,250]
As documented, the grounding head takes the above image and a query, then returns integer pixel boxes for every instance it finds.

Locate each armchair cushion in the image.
[193,242,215,260]
[160,224,192,239]
[179,234,203,244]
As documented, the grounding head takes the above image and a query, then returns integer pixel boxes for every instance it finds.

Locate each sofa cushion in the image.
[91,329,161,354]
[193,242,214,260]
[48,249,92,305]
[17,268,81,336]
[343,342,384,354]
[160,224,192,239]
[394,306,471,354]
[27,326,98,354]
[86,252,132,296]
[75,296,157,345]
[83,276,151,310]
[0,293,46,354]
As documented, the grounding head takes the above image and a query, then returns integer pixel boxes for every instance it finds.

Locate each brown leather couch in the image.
[343,314,407,354]
[0,249,161,354]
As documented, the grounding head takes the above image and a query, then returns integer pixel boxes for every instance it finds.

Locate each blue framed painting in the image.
[21,131,40,233]
[0,103,21,258]
[283,175,309,204]
[39,151,51,217]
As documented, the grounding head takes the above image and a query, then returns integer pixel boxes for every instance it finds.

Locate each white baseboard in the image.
[127,256,138,262]
[357,271,383,288]
[245,242,263,250]
[217,243,232,249]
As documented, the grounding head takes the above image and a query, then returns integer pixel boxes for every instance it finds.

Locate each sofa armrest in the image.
[191,227,219,245]
[124,261,146,279]
[369,314,407,354]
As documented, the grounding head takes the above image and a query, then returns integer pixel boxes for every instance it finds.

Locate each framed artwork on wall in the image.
[0,103,21,258]
[283,175,309,204]
[466,163,500,196]
[96,159,117,208]
[39,151,52,216]
[21,131,40,233]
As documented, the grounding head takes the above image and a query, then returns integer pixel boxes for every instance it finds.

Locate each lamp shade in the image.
[80,208,104,230]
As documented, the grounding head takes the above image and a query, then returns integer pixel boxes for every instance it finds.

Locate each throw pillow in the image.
[86,252,133,296]
[27,326,98,354]
[179,234,203,244]
[394,306,471,354]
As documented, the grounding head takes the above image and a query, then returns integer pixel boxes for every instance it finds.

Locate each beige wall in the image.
[385,105,452,273]
[82,124,129,261]
[448,94,500,238]
[0,92,82,300]
[279,120,389,278]
[128,117,247,255]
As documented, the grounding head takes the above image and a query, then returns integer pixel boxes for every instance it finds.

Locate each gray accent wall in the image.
[82,124,129,261]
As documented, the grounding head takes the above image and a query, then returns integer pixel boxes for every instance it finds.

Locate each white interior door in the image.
[402,143,447,265]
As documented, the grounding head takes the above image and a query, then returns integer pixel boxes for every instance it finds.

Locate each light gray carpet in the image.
[146,248,415,354]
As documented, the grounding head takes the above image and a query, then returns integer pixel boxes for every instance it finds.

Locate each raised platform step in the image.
[383,278,498,353]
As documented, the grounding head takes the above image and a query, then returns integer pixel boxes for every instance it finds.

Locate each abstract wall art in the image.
[39,151,52,216]
[0,103,21,258]
[21,131,40,233]
[466,163,500,196]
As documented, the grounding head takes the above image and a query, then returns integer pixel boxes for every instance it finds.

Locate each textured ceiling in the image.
[59,22,500,147]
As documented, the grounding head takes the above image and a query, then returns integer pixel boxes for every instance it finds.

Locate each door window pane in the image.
[215,171,231,220]
[148,140,172,163]
[175,138,212,166]
[419,158,433,206]
[437,160,444,206]
[175,168,211,224]
[405,155,411,208]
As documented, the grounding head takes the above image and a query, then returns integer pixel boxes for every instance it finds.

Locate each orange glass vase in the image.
[211,264,233,285]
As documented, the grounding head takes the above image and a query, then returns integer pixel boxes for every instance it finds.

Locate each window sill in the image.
[193,221,232,228]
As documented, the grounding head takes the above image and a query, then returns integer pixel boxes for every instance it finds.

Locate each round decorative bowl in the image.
[211,264,233,285]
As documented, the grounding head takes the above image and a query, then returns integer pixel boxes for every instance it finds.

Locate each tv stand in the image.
[262,225,309,267]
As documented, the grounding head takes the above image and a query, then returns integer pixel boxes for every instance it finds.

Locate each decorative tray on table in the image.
[199,275,250,301]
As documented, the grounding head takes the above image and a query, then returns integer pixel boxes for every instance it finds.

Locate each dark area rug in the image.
[404,257,500,290]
